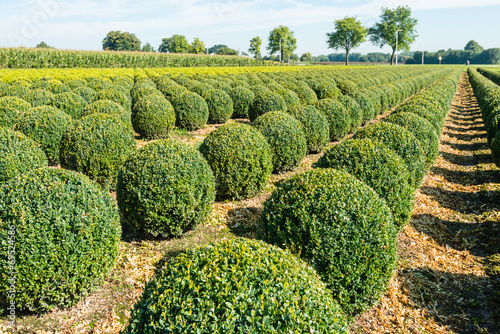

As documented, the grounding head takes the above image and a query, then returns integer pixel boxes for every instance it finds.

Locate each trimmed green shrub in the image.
[6,84,29,100]
[123,238,349,334]
[171,91,209,130]
[0,96,31,128]
[316,98,350,141]
[288,81,318,105]
[277,89,301,109]
[0,168,121,312]
[132,94,176,139]
[16,106,72,164]
[83,99,131,125]
[491,131,500,168]
[200,122,272,200]
[24,88,54,107]
[73,86,97,103]
[487,111,500,145]
[202,89,234,124]
[158,83,188,101]
[52,92,88,119]
[287,105,330,153]
[248,84,269,96]
[336,95,363,131]
[0,127,47,182]
[318,82,341,99]
[354,122,426,189]
[95,88,131,111]
[212,80,232,93]
[131,86,163,104]
[337,80,358,95]
[47,82,72,94]
[190,82,214,97]
[65,79,87,89]
[117,139,215,237]
[253,111,307,173]
[260,168,397,316]
[228,86,255,118]
[248,90,287,122]
[0,82,9,97]
[349,91,376,126]
[60,113,137,187]
[87,77,113,91]
[317,138,414,229]
[394,102,443,133]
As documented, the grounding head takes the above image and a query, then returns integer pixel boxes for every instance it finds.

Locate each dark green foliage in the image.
[249,84,269,96]
[132,94,176,139]
[16,106,72,164]
[349,91,376,125]
[171,91,209,130]
[87,77,113,91]
[0,127,47,182]
[287,105,330,153]
[199,122,272,200]
[491,131,500,168]
[60,113,137,187]
[394,102,443,133]
[95,88,131,111]
[354,122,426,189]
[202,89,234,124]
[190,82,214,97]
[228,86,255,118]
[316,98,350,141]
[253,111,307,173]
[487,111,500,145]
[0,96,31,128]
[73,86,97,103]
[159,84,188,101]
[287,81,318,105]
[117,140,215,238]
[65,79,87,89]
[248,90,287,122]
[337,80,358,95]
[6,84,29,100]
[383,112,439,167]
[317,138,414,229]
[260,168,398,316]
[318,82,341,99]
[123,238,349,334]
[131,86,163,105]
[83,99,131,125]
[336,95,363,131]
[24,88,54,107]
[52,92,88,119]
[47,82,72,94]
[0,168,121,312]
[212,80,232,93]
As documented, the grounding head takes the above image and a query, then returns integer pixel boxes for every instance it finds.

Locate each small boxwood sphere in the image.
[491,131,500,168]
[199,122,272,200]
[318,82,341,99]
[289,81,318,105]
[228,86,255,118]
[354,122,426,189]
[83,99,131,125]
[132,94,176,140]
[260,168,397,316]
[117,140,215,237]
[52,92,88,119]
[336,95,363,131]
[60,113,137,187]
[95,88,131,111]
[171,91,209,130]
[202,89,234,124]
[73,86,97,103]
[159,83,188,101]
[24,88,54,107]
[123,238,349,334]
[0,96,31,128]
[350,91,376,125]
[317,138,414,229]
[0,168,121,312]
[394,103,443,133]
[16,106,72,164]
[287,104,330,153]
[337,80,358,95]
[0,127,47,182]
[253,111,307,173]
[248,90,287,122]
[316,98,350,141]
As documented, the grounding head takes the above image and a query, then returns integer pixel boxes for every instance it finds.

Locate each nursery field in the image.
[0,65,499,333]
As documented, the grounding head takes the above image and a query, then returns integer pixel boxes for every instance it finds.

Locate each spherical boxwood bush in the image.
[350,91,376,126]
[199,122,272,200]
[0,96,31,128]
[73,86,97,103]
[202,89,234,124]
[318,82,341,99]
[336,95,363,132]
[394,103,443,134]
[260,168,398,316]
[228,86,255,118]
[248,90,287,122]
[159,83,188,101]
[52,92,88,119]
[0,168,121,312]
[253,111,307,173]
[82,99,131,125]
[95,88,131,111]
[117,140,215,238]
[0,127,47,182]
[171,91,209,130]
[491,131,500,168]
[60,113,137,187]
[287,104,330,153]
[132,94,176,140]
[16,106,72,164]
[316,98,351,141]
[24,88,54,107]
[354,122,426,189]
[123,238,349,334]
[317,138,414,229]
[337,80,358,95]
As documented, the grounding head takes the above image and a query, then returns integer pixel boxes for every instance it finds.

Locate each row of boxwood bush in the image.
[468,68,500,167]
[477,67,500,86]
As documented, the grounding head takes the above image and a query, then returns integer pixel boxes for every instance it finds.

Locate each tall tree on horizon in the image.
[267,26,297,62]
[158,35,190,53]
[249,36,262,60]
[326,16,367,66]
[102,31,141,51]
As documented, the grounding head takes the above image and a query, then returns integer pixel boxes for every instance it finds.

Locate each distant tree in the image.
[368,6,418,65]
[486,48,500,64]
[36,41,54,49]
[216,46,239,56]
[249,36,262,60]
[262,55,277,61]
[464,40,484,54]
[102,31,141,51]
[240,51,249,57]
[142,42,155,52]
[267,25,297,62]
[208,44,227,54]
[190,37,206,54]
[158,35,190,53]
[300,52,313,62]
[326,16,367,66]
[290,53,299,62]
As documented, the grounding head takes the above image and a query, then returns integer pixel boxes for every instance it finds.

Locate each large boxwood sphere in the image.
[316,98,350,141]
[123,238,349,334]
[228,86,255,118]
[16,106,72,164]
[199,122,272,200]
[317,138,414,229]
[95,88,131,111]
[287,104,330,153]
[0,168,121,312]
[248,90,287,122]
[60,113,137,187]
[260,168,397,316]
[0,127,47,182]
[253,111,307,173]
[52,92,88,119]
[73,86,97,103]
[0,96,31,128]
[202,89,234,124]
[24,88,54,107]
[82,99,131,125]
[132,94,176,139]
[117,139,215,238]
[171,91,209,130]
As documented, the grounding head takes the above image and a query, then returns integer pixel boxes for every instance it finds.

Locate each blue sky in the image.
[1,0,500,56]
